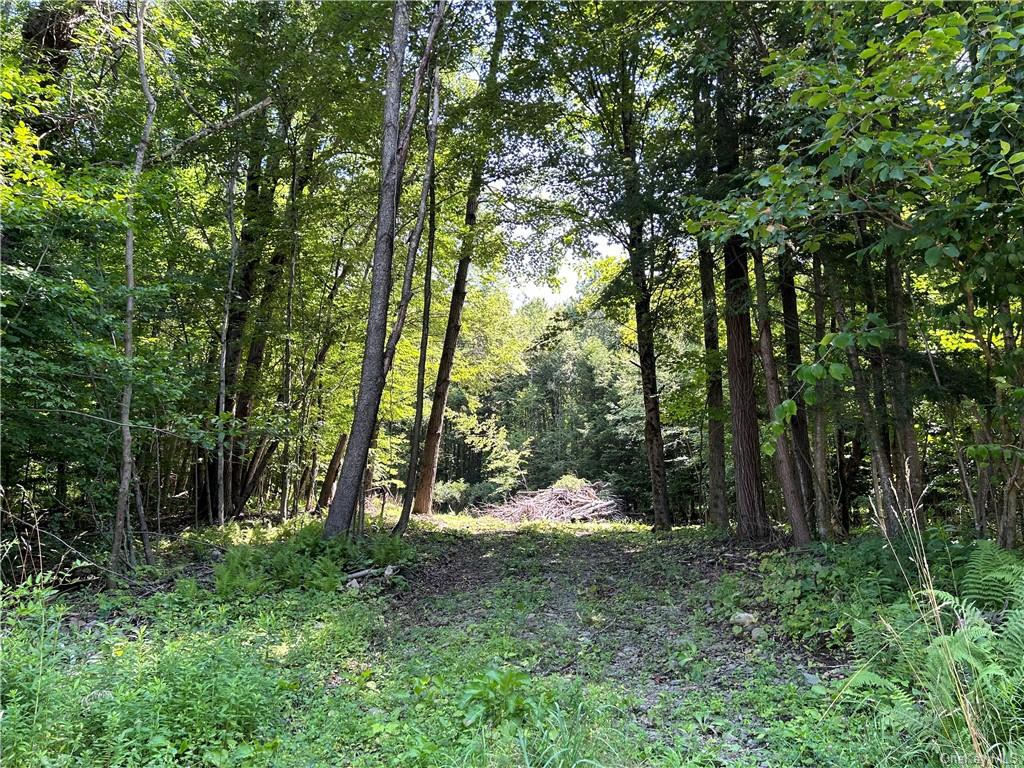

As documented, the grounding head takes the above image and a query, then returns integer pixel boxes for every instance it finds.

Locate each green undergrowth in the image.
[727,530,1024,765]
[206,515,416,596]
[3,514,1021,767]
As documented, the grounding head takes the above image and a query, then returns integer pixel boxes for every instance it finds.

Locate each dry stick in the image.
[146,96,272,165]
[217,156,241,526]
[109,0,157,587]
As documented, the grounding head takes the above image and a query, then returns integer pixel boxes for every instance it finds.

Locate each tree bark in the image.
[109,0,157,585]
[885,250,924,524]
[715,36,768,540]
[324,1,410,538]
[216,158,241,525]
[317,432,348,510]
[753,249,811,545]
[826,261,900,536]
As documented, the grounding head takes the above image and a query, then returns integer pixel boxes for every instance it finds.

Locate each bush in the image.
[213,517,414,597]
[432,480,469,512]
[552,474,589,491]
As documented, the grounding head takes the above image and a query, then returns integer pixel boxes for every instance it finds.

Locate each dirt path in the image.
[387,516,848,763]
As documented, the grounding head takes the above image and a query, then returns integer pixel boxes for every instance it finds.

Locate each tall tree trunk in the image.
[395,111,439,537]
[715,36,768,540]
[753,249,811,545]
[810,254,835,539]
[383,65,441,377]
[885,250,924,524]
[629,239,672,530]
[324,1,410,538]
[234,114,307,430]
[411,3,506,517]
[779,250,814,518]
[411,212,472,517]
[217,158,241,525]
[109,0,157,585]
[619,43,670,530]
[826,260,900,536]
[698,238,728,531]
[692,71,727,531]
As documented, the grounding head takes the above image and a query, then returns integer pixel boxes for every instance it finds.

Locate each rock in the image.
[383,565,397,578]
[346,579,360,590]
[802,672,822,686]
[750,627,768,642]
[730,611,757,628]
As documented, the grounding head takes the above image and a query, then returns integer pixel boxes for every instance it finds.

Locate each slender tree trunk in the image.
[411,3,506,517]
[109,0,157,586]
[885,251,924,523]
[698,238,728,530]
[278,160,297,521]
[217,158,241,525]
[412,221,472,517]
[383,65,440,377]
[810,254,835,539]
[629,241,672,530]
[132,461,154,567]
[317,432,348,510]
[618,42,670,530]
[692,72,727,531]
[779,251,814,517]
[324,2,410,538]
[826,261,900,536]
[753,249,811,545]
[395,113,439,537]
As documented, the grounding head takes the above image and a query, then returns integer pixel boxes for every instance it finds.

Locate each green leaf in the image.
[881,1,903,19]
[828,362,850,381]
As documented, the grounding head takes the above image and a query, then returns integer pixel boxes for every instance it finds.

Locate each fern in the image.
[960,541,1024,611]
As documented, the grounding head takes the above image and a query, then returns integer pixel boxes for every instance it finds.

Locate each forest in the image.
[2,0,1023,766]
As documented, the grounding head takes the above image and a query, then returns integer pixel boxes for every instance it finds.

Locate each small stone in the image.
[750,627,768,642]
[802,672,821,686]
[346,579,360,590]
[383,565,397,578]
[730,611,757,628]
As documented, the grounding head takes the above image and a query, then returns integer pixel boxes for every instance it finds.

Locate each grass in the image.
[2,510,1018,767]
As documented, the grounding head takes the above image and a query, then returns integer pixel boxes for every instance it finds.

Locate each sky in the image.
[508,235,624,307]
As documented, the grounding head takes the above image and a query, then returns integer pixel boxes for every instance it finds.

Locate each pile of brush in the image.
[476,481,623,523]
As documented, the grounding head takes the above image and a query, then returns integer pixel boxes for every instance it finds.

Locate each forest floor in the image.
[10,514,887,767]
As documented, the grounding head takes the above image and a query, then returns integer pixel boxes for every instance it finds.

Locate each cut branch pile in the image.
[475,483,623,523]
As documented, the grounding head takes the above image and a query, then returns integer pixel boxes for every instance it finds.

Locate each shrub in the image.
[213,517,414,597]
[433,480,469,512]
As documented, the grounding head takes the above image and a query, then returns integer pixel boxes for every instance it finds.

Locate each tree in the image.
[324,1,411,538]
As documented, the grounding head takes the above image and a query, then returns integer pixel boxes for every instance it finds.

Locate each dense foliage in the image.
[2,1,1023,765]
